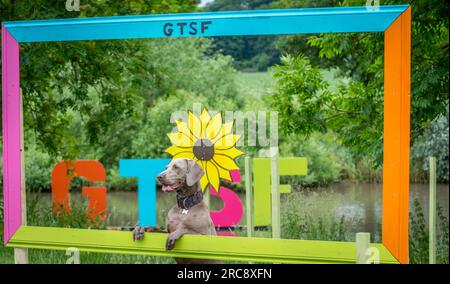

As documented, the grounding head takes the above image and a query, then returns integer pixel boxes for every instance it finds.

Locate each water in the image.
[33,183,449,238]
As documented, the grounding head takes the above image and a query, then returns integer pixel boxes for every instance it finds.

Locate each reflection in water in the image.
[33,183,448,240]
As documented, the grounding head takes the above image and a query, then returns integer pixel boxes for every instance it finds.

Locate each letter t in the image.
[119,159,171,226]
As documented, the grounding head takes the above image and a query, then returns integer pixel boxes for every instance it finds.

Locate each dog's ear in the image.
[186,159,204,187]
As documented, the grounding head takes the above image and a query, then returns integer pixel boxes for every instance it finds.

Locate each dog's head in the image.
[157,158,205,193]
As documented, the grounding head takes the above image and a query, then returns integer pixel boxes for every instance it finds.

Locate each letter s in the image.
[189,22,198,35]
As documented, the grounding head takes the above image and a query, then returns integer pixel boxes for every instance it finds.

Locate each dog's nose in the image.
[157,173,165,181]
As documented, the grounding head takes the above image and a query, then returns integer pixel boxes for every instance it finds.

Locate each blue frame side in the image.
[2,5,409,42]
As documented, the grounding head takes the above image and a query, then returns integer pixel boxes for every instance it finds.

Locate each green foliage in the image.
[280,133,358,186]
[27,194,95,229]
[271,54,329,135]
[132,90,239,157]
[283,211,350,242]
[204,0,281,71]
[204,0,273,10]
[270,0,449,166]
[409,198,449,264]
[14,36,242,191]
[24,138,55,192]
[0,0,199,159]
[281,190,360,241]
[411,112,449,183]
[99,38,240,167]
[409,199,429,264]
[271,54,384,164]
[204,0,345,71]
[210,35,281,71]
[270,0,340,9]
[131,91,201,159]
[436,203,449,264]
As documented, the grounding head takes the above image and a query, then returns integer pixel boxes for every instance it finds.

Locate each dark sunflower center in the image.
[193,139,214,161]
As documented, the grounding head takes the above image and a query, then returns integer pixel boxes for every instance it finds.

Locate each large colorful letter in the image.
[209,170,243,236]
[253,157,307,226]
[51,160,107,221]
[119,159,171,226]
[209,186,244,236]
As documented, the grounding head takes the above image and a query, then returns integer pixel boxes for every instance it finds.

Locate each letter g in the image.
[163,23,173,37]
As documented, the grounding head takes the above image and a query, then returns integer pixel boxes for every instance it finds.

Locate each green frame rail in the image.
[8,226,399,264]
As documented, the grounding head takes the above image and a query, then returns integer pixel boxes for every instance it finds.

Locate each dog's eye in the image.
[173,164,178,169]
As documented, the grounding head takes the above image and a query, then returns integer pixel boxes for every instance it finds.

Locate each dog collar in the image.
[176,191,203,211]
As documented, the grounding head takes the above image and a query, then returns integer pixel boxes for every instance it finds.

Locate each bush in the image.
[409,198,449,264]
[279,132,359,186]
[411,112,449,183]
[26,193,105,229]
[24,141,55,192]
[281,190,362,241]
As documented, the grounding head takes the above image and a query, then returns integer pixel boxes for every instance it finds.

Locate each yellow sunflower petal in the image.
[176,120,197,141]
[188,111,202,139]
[167,132,194,147]
[164,145,192,156]
[196,159,209,191]
[213,154,240,170]
[200,108,211,138]
[205,161,220,192]
[172,151,195,159]
[205,112,223,141]
[200,175,209,192]
[215,147,245,159]
[211,159,232,181]
[214,134,241,147]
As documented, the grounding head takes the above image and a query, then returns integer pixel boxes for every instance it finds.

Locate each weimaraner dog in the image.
[133,158,222,264]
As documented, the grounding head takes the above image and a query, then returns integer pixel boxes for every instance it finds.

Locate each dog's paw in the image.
[165,236,177,251]
[133,226,145,241]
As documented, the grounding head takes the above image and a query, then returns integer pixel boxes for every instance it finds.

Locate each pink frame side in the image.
[2,25,22,245]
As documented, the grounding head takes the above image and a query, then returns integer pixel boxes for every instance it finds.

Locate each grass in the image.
[280,190,363,242]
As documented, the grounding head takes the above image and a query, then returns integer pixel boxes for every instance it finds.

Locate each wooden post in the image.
[245,156,254,238]
[382,7,411,264]
[356,232,370,264]
[429,157,436,264]
[270,147,280,239]
[14,88,29,264]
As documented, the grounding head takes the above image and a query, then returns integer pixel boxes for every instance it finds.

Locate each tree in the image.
[271,0,449,165]
[0,0,199,158]
[203,0,281,71]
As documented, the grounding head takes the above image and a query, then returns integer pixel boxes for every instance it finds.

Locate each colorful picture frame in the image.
[2,5,411,263]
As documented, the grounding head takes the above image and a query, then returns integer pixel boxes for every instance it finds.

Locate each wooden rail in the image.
[8,226,398,264]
